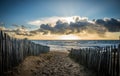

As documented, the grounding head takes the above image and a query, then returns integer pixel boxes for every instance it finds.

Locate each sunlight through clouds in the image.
[27,16,88,26]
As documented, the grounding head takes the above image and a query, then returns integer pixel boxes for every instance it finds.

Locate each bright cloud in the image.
[27,16,89,26]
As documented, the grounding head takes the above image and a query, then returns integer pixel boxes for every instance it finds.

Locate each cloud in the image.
[27,16,120,38]
[95,18,120,32]
[27,16,64,26]
[35,16,109,37]
[27,16,88,26]
[0,24,33,36]
[28,16,91,34]
[0,22,5,30]
[13,28,32,36]
[0,26,5,30]
[12,24,19,27]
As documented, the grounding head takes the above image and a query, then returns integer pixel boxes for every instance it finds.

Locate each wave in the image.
[32,40,120,52]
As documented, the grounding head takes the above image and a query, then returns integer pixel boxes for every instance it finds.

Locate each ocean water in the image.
[32,40,120,52]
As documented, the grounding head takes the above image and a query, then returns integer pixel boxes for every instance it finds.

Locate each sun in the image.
[58,34,80,40]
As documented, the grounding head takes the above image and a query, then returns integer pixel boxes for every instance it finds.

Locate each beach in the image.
[6,51,95,76]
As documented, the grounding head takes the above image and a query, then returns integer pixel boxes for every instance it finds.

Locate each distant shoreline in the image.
[32,39,120,41]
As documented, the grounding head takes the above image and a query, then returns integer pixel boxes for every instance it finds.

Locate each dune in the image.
[6,51,95,76]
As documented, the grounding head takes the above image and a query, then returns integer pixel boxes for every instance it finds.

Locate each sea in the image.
[32,40,120,52]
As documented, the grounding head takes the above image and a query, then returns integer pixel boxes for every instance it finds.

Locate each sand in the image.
[6,51,95,76]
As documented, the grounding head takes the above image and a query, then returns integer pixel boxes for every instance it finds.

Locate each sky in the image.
[0,0,120,40]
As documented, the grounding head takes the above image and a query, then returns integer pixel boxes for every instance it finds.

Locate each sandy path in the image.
[8,51,95,76]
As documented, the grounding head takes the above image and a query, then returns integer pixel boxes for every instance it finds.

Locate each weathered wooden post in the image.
[6,34,10,71]
[113,45,117,76]
[106,46,111,76]
[110,45,113,76]
[97,48,101,76]
[88,48,91,68]
[116,44,120,76]
[0,30,3,74]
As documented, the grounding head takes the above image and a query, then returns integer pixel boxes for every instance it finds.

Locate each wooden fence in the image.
[0,30,50,75]
[69,44,120,76]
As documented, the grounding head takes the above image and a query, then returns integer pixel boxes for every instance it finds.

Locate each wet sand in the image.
[7,51,95,76]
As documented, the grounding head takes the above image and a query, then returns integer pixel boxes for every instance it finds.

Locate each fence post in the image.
[0,30,3,74]
[116,44,120,76]
[112,45,116,76]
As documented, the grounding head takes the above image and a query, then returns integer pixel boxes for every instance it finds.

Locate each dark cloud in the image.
[38,17,112,37]
[12,24,19,27]
[95,18,120,32]
[0,24,33,36]
[12,25,33,36]
[13,28,33,36]
[12,24,27,29]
